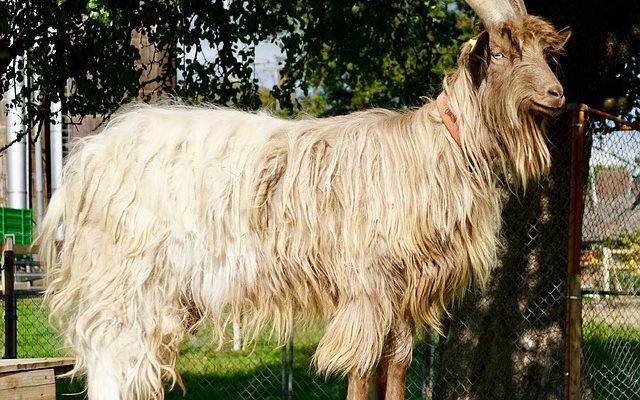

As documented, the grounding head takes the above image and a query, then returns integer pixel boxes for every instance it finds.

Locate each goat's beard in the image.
[487,101,552,190]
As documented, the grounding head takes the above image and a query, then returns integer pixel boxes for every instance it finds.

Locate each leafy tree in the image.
[529,0,640,118]
[175,0,291,109]
[2,0,175,130]
[0,0,295,139]
[277,0,472,115]
[1,0,471,132]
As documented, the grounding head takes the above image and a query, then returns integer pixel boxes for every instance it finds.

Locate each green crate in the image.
[0,207,33,245]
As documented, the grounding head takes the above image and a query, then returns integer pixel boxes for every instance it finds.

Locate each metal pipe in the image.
[287,332,294,399]
[564,104,586,400]
[281,339,287,400]
[34,122,44,229]
[25,118,31,209]
[422,328,435,400]
[580,105,640,131]
[50,100,64,193]
[6,68,27,209]
[2,236,17,359]
[280,331,294,400]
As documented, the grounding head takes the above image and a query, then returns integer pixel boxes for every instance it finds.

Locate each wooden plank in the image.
[0,368,54,390]
[0,383,55,400]
[0,358,75,374]
[0,368,55,399]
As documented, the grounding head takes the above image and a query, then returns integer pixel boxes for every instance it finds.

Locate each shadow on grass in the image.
[53,326,437,399]
[55,344,347,400]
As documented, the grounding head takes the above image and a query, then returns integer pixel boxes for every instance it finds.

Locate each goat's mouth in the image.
[531,101,565,117]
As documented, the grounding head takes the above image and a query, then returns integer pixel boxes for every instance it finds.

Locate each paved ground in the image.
[583,297,640,327]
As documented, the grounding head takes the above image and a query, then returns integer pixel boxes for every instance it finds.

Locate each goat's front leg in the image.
[377,320,414,400]
[377,357,410,400]
[347,370,374,400]
[314,295,392,399]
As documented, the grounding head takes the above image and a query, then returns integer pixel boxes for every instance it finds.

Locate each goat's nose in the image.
[547,85,564,99]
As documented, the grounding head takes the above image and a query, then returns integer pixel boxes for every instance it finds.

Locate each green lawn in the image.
[3,297,346,399]
[14,295,67,358]
[53,325,347,399]
[4,296,639,399]
[582,320,640,400]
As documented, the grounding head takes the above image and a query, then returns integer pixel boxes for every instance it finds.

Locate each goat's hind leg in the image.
[82,319,174,400]
[84,340,127,400]
[74,269,184,398]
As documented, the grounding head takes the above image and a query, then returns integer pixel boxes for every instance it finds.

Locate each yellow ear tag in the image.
[468,38,478,51]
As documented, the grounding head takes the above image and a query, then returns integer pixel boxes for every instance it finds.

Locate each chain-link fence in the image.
[5,292,66,358]
[578,107,640,400]
[0,290,432,399]
[1,106,638,400]
[425,112,574,400]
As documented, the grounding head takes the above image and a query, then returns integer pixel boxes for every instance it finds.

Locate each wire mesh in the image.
[0,292,66,358]
[580,109,640,400]
[0,296,431,399]
[426,113,573,400]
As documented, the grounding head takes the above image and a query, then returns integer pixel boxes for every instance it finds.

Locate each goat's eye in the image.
[492,52,506,60]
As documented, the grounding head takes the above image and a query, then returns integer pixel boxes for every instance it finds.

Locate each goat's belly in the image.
[188,237,260,313]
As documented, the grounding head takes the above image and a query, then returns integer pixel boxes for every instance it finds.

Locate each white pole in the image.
[34,119,44,229]
[232,320,242,351]
[6,64,27,209]
[50,100,63,193]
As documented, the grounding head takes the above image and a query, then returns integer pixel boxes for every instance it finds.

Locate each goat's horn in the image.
[464,0,518,26]
[508,0,528,16]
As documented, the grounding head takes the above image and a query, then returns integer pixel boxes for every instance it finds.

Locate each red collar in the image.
[436,92,461,147]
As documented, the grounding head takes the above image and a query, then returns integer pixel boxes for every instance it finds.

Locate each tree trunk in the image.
[435,117,572,400]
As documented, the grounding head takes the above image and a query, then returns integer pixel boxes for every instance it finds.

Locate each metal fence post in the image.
[281,332,294,399]
[288,332,294,399]
[2,235,17,359]
[421,328,434,400]
[281,338,287,399]
[565,105,586,400]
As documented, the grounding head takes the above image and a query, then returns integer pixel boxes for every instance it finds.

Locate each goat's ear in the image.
[555,26,572,50]
[462,30,490,88]
[545,26,572,53]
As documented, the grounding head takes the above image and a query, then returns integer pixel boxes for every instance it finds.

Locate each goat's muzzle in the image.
[532,84,565,117]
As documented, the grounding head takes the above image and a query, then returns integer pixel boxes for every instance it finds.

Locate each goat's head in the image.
[464,17,571,120]
[451,8,571,186]
[454,1,571,187]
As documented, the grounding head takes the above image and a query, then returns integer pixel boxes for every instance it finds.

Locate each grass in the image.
[12,294,67,358]
[53,325,347,400]
[582,320,640,400]
[2,297,346,399]
[4,295,639,399]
